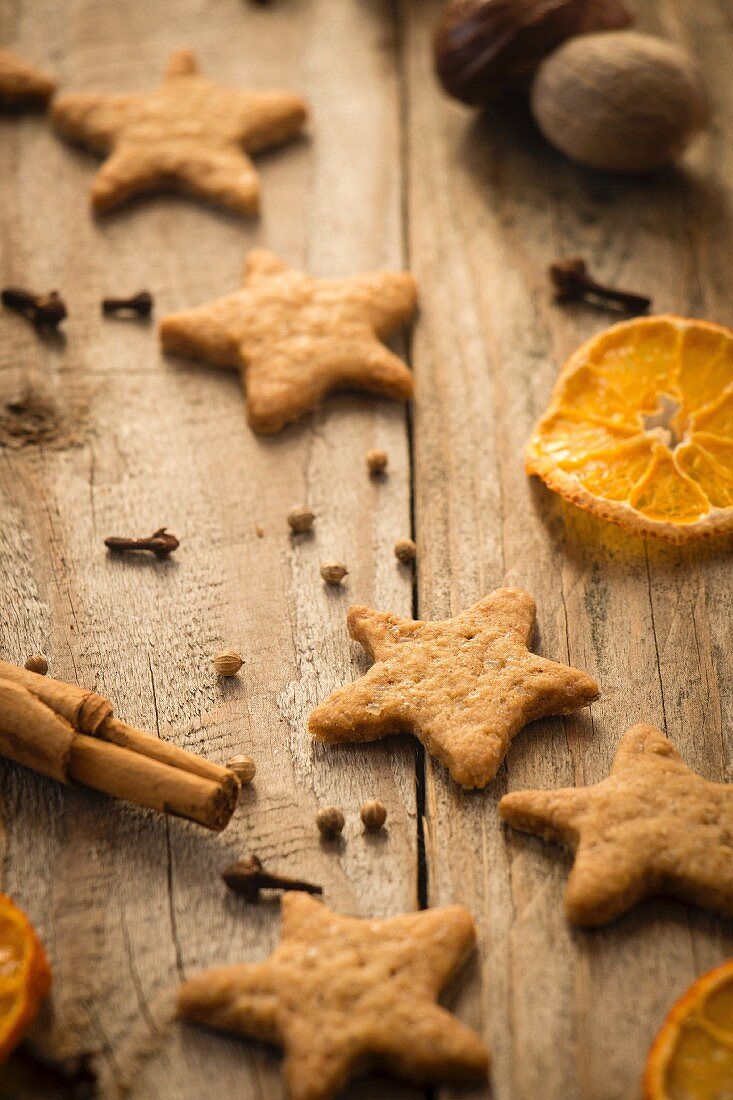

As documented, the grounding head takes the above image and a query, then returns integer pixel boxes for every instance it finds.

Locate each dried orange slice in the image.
[526,316,733,541]
[644,959,733,1099]
[0,894,52,1062]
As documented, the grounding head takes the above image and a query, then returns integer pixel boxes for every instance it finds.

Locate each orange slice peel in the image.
[644,959,733,1099]
[0,893,52,1062]
[527,315,733,542]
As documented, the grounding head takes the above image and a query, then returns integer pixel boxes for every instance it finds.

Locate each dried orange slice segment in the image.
[527,316,733,541]
[644,959,733,1099]
[0,894,52,1062]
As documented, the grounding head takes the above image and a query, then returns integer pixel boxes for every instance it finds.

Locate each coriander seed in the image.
[287,505,315,534]
[24,653,48,675]
[366,449,388,476]
[213,649,244,676]
[316,806,345,838]
[320,561,348,585]
[394,537,417,564]
[360,800,387,831]
[226,754,256,783]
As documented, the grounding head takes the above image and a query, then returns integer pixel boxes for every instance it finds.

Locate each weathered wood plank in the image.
[403,1,733,1098]
[0,2,419,1097]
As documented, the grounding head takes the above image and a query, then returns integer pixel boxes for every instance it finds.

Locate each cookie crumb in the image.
[366,449,388,476]
[287,505,315,534]
[360,800,387,831]
[320,561,348,585]
[394,538,417,564]
[23,653,48,675]
[316,806,345,838]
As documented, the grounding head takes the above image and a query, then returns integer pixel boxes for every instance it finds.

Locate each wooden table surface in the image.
[2,1,732,1097]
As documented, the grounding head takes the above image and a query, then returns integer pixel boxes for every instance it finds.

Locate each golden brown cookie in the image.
[51,49,307,214]
[0,48,55,109]
[159,248,417,433]
[178,892,488,1100]
[500,723,733,926]
[308,588,598,788]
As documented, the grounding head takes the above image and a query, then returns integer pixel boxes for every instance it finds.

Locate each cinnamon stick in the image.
[98,716,233,786]
[0,666,238,830]
[0,659,111,732]
[0,680,74,782]
[69,736,237,831]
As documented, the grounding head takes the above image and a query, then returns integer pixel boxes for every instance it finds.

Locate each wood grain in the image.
[0,2,418,1097]
[3,0,733,1097]
[403,1,733,1098]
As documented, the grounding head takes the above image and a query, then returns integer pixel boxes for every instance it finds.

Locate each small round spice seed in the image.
[287,505,315,534]
[316,806,345,838]
[24,653,48,675]
[366,449,388,476]
[394,537,417,564]
[320,561,348,585]
[360,800,387,831]
[226,755,257,784]
[213,649,244,676]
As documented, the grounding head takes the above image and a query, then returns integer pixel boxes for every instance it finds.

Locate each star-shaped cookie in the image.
[178,892,488,1100]
[0,48,55,109]
[500,723,733,926]
[51,49,307,214]
[308,587,599,788]
[159,248,417,433]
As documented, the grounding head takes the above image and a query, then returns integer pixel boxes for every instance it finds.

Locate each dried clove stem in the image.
[104,527,179,558]
[101,291,153,318]
[549,258,651,314]
[222,855,323,902]
[1,287,67,329]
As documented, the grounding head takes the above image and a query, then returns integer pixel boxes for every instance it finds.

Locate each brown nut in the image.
[360,800,387,831]
[316,806,345,838]
[213,649,244,676]
[23,653,48,675]
[226,755,256,783]
[287,505,315,534]
[394,537,417,564]
[320,561,348,585]
[531,31,709,173]
[434,0,631,105]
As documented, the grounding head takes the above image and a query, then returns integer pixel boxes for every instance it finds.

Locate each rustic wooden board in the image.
[404,1,733,1099]
[2,0,733,1097]
[0,2,419,1097]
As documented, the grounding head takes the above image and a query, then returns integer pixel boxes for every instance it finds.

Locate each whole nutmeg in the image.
[394,537,417,564]
[531,32,709,173]
[316,806,345,838]
[24,653,48,675]
[287,505,315,534]
[360,800,387,832]
[320,560,348,585]
[226,754,256,783]
[434,0,631,105]
[213,649,244,676]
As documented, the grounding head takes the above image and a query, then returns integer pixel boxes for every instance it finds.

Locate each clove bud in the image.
[101,291,153,318]
[104,527,179,558]
[222,855,323,902]
[1,288,67,329]
[549,257,651,314]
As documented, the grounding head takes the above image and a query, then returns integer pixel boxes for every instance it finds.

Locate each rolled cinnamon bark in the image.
[0,680,74,781]
[0,659,111,732]
[98,716,234,787]
[69,736,238,831]
[0,666,239,830]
